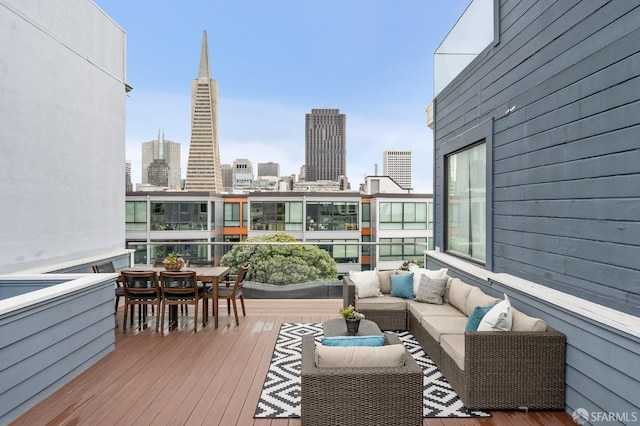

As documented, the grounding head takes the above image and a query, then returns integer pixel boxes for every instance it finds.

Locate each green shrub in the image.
[220,232,338,285]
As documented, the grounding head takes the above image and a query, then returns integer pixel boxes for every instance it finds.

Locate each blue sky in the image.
[94,0,470,192]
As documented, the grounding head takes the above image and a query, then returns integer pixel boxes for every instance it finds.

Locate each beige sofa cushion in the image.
[511,309,547,331]
[464,287,500,317]
[356,294,407,311]
[407,300,466,319]
[440,334,465,371]
[421,315,468,342]
[377,269,410,294]
[315,343,406,368]
[447,278,475,313]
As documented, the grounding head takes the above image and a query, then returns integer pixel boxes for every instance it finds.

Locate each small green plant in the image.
[339,305,365,320]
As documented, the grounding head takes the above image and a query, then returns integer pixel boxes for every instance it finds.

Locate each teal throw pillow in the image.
[390,272,414,299]
[465,305,494,332]
[321,335,386,347]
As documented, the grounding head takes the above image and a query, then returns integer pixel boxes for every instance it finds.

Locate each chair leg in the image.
[193,302,198,333]
[227,299,231,315]
[160,302,166,334]
[154,302,160,333]
[122,301,128,332]
[231,298,239,326]
[240,295,246,316]
[114,296,120,315]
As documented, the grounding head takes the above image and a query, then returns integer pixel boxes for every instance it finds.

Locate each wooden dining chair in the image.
[159,270,202,333]
[215,263,250,326]
[92,261,124,314]
[120,271,161,333]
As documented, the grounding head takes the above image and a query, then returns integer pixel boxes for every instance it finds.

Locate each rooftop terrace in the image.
[10,299,575,426]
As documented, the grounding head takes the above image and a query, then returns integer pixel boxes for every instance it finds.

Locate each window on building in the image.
[379,202,427,230]
[125,201,147,231]
[314,240,359,264]
[210,201,216,229]
[150,240,207,265]
[446,142,486,263]
[242,202,248,228]
[361,202,371,228]
[224,202,240,227]
[250,201,303,230]
[306,201,359,231]
[379,237,427,261]
[361,235,371,256]
[150,202,207,230]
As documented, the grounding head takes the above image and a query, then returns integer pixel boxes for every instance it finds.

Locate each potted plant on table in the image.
[339,305,365,333]
[162,252,185,271]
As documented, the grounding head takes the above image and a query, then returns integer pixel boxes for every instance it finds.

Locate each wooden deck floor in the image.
[10,299,575,426]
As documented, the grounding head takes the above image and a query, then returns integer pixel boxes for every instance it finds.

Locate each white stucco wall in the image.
[0,0,127,272]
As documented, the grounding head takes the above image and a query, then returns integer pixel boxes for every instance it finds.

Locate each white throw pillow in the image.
[349,270,382,299]
[477,294,513,331]
[408,265,448,295]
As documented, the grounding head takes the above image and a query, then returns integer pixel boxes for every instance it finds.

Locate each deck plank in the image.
[9,299,574,426]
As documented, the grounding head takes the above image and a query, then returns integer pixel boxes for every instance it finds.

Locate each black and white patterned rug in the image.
[254,322,490,418]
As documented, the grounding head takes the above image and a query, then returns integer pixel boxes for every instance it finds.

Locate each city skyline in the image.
[94,0,472,193]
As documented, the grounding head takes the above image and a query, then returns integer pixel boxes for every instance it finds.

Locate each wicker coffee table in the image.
[322,318,383,337]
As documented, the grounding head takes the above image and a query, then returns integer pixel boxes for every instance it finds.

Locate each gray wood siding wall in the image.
[433,0,640,315]
[432,0,640,419]
[0,278,116,424]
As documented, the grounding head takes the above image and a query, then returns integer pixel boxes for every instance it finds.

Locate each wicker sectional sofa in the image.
[343,269,566,410]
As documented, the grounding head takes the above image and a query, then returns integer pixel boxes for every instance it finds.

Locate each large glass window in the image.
[224,202,240,227]
[250,201,303,231]
[125,201,147,231]
[306,201,359,231]
[242,202,248,228]
[150,240,207,265]
[314,240,359,264]
[209,201,216,229]
[361,202,371,228]
[379,237,427,261]
[150,202,207,230]
[446,142,486,262]
[379,202,427,230]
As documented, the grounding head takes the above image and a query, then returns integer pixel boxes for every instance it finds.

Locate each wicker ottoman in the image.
[300,333,423,426]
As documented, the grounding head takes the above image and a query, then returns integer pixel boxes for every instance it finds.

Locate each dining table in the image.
[121,265,230,329]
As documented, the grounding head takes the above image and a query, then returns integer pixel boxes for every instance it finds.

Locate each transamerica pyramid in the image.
[185,30,222,192]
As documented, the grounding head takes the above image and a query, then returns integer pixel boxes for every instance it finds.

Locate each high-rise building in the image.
[147,159,170,187]
[125,160,133,192]
[383,149,412,189]
[221,164,233,192]
[141,130,181,189]
[185,30,222,192]
[232,158,254,189]
[257,161,280,177]
[305,109,346,182]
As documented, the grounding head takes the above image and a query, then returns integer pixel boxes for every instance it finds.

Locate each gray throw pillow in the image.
[415,274,448,304]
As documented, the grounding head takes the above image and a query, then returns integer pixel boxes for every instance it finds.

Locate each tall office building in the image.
[305,109,346,182]
[383,149,412,189]
[257,161,280,177]
[185,30,222,192]
[141,130,181,189]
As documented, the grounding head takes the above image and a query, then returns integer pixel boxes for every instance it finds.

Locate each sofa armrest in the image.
[464,327,566,406]
[342,275,356,308]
